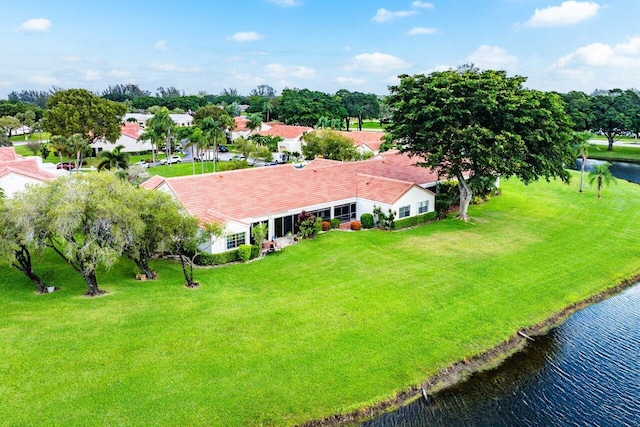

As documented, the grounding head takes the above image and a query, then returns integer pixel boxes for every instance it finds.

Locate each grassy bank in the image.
[2,173,640,425]
[589,143,640,163]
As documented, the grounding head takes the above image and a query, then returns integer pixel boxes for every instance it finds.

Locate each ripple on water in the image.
[364,284,640,426]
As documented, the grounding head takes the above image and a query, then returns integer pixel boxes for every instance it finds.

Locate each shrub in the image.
[393,212,438,230]
[195,250,238,266]
[330,218,340,229]
[373,205,395,230]
[237,244,252,262]
[322,220,331,231]
[252,223,268,245]
[250,244,260,259]
[350,220,361,230]
[297,211,320,239]
[360,213,374,229]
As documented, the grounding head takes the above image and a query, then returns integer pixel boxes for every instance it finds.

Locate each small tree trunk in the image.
[597,176,602,198]
[83,270,103,296]
[358,115,363,131]
[456,173,472,221]
[13,244,47,293]
[178,253,196,287]
[579,156,586,192]
[345,117,350,131]
[135,256,157,280]
[607,135,614,151]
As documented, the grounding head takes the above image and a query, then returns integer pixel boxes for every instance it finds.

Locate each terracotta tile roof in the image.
[256,124,312,139]
[234,117,249,132]
[0,147,19,162]
[336,130,384,145]
[120,122,143,139]
[141,151,438,225]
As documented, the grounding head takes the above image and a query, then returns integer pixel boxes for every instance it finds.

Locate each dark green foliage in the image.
[373,205,395,230]
[275,88,346,127]
[360,213,374,229]
[238,245,252,262]
[250,245,260,259]
[195,250,239,266]
[330,218,340,229]
[393,212,438,230]
[435,196,453,220]
[297,211,321,238]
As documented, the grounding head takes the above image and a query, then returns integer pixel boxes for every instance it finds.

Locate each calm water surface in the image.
[364,283,640,426]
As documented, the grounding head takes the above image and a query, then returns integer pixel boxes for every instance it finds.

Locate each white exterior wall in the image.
[390,187,435,219]
[0,174,45,198]
[204,220,250,254]
[356,198,392,219]
[92,135,154,153]
[279,138,303,154]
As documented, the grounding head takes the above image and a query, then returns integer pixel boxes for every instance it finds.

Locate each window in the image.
[334,203,357,222]
[226,232,246,250]
[399,205,410,218]
[418,200,429,214]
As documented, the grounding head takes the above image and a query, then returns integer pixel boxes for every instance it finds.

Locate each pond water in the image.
[577,159,640,185]
[363,283,640,426]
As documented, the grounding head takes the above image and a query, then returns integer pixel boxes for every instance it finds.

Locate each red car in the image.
[56,162,76,170]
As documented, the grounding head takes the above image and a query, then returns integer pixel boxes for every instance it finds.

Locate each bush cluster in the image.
[360,213,374,229]
[237,244,252,262]
[330,218,340,229]
[194,244,260,266]
[393,212,437,230]
[321,221,331,231]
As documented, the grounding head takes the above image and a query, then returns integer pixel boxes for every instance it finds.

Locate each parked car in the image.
[56,161,76,170]
[160,155,182,165]
[218,145,229,152]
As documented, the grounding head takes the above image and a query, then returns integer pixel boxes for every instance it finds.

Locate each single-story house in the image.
[92,122,154,154]
[141,150,439,254]
[124,113,193,128]
[230,117,273,141]
[0,147,59,198]
[255,124,312,154]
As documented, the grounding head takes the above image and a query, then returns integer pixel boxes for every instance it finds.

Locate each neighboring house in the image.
[124,113,193,128]
[92,122,153,154]
[335,130,385,155]
[230,117,272,141]
[0,147,59,198]
[255,124,312,154]
[141,150,437,254]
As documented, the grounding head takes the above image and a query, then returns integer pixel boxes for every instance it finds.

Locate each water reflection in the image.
[364,284,640,426]
[576,159,640,185]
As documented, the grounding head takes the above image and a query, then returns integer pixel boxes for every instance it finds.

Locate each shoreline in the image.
[300,274,640,427]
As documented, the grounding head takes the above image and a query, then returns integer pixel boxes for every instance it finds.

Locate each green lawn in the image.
[2,174,640,426]
[589,143,640,162]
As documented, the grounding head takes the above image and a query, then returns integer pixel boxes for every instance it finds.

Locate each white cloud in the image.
[555,37,640,68]
[15,18,51,32]
[346,52,412,73]
[29,75,58,85]
[108,69,131,78]
[155,40,169,51]
[149,62,200,73]
[228,31,263,42]
[524,1,600,27]
[83,70,101,81]
[266,63,316,79]
[267,0,301,6]
[407,27,437,35]
[467,45,518,69]
[412,1,435,9]
[336,77,366,85]
[372,8,418,23]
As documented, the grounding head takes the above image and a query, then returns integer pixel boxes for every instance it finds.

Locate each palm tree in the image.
[575,132,591,193]
[50,135,68,164]
[246,113,262,133]
[97,145,130,171]
[201,115,234,173]
[139,108,174,166]
[588,162,616,198]
[67,133,90,170]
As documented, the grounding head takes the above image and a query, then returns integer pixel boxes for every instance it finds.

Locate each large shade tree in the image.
[591,89,632,151]
[386,66,576,221]
[44,88,126,144]
[14,173,144,296]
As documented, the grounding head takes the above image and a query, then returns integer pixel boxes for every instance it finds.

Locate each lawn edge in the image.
[300,273,640,427]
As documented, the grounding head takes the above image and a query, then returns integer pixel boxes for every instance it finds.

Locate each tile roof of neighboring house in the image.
[234,117,249,132]
[0,148,57,181]
[0,147,18,162]
[256,124,312,139]
[120,122,143,140]
[141,151,437,225]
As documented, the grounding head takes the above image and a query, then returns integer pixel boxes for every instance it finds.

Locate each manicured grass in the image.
[9,132,51,142]
[2,173,640,426]
[589,143,640,162]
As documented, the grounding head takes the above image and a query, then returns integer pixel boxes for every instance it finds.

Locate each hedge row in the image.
[392,212,438,230]
[194,244,261,266]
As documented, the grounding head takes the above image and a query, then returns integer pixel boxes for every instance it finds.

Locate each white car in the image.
[160,155,182,165]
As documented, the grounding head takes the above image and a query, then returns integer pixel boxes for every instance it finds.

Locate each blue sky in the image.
[1,0,639,98]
